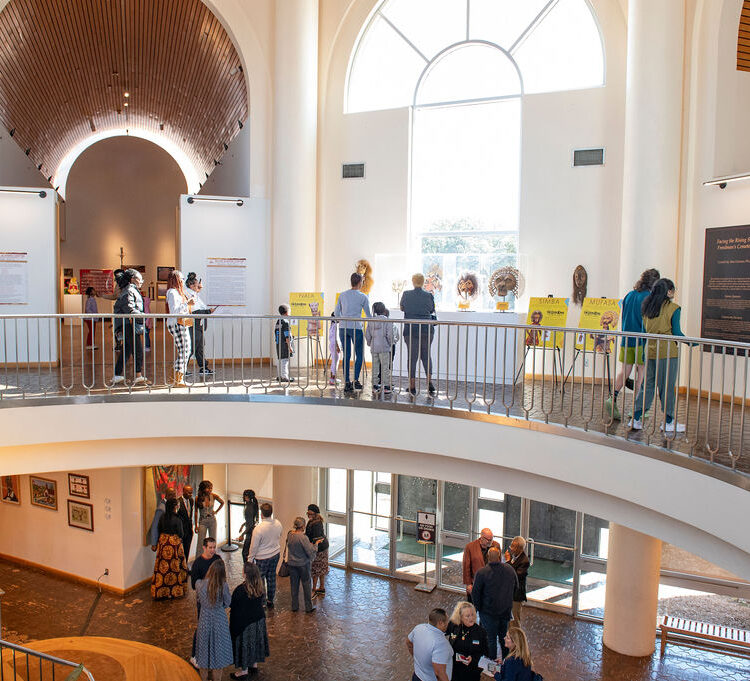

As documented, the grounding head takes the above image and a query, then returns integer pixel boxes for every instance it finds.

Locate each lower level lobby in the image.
[1,549,749,681]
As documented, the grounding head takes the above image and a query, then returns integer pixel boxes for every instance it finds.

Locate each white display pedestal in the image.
[388,309,524,385]
[63,294,83,325]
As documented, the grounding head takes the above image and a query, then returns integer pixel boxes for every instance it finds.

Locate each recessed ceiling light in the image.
[124,92,130,97]
[124,102,129,107]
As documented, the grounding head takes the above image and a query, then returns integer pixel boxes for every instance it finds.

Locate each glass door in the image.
[439,481,472,589]
[325,468,348,566]
[395,475,437,581]
[351,470,392,573]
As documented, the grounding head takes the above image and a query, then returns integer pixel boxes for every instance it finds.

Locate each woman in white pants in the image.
[166,270,194,387]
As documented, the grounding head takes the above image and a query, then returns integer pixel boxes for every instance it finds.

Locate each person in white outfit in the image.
[166,270,195,387]
[248,502,284,608]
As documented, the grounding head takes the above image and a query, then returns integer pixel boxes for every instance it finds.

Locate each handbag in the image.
[277,532,290,578]
[177,317,193,327]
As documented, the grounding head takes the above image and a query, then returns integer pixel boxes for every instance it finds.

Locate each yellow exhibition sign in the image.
[289,292,324,336]
[574,297,621,352]
[525,297,569,348]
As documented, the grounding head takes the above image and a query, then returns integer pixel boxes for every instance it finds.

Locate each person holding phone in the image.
[446,601,488,681]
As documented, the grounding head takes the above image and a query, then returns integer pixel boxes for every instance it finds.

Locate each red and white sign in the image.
[80,269,115,295]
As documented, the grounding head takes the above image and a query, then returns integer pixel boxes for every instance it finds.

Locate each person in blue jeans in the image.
[334,272,371,393]
[471,547,518,661]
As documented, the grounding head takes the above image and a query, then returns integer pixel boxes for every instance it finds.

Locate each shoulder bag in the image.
[277,532,291,578]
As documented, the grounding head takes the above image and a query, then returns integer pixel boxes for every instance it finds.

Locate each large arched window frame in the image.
[346,0,604,309]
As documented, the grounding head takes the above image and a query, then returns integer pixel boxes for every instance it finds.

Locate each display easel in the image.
[562,348,613,395]
[514,344,564,388]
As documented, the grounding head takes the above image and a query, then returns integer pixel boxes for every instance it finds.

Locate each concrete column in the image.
[618,0,685,289]
[272,465,318,538]
[602,523,661,656]
[271,0,319,304]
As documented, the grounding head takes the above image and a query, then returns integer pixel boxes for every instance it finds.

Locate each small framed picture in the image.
[157,282,168,300]
[157,266,174,282]
[68,473,90,499]
[68,500,94,532]
[30,476,57,510]
[1,475,21,505]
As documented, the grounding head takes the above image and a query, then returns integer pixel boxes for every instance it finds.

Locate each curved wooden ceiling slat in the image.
[0,0,248,185]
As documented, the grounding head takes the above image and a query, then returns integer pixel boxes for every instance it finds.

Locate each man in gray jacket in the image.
[286,516,318,613]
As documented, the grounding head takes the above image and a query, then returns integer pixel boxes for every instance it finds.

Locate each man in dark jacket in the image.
[505,536,530,625]
[471,547,518,660]
[177,485,194,562]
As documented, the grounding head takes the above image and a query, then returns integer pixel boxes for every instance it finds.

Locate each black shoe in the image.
[372,384,381,392]
[230,673,249,680]
[625,378,635,390]
[266,601,274,609]
[428,383,436,396]
[344,381,353,392]
[409,388,417,396]
[305,607,317,613]
[199,367,214,375]
[354,380,363,390]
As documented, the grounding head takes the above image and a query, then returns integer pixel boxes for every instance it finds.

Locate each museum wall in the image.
[61,136,187,308]
[317,0,627,315]
[198,124,252,199]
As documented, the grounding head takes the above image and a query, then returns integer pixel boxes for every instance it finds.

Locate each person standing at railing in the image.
[275,305,294,383]
[401,273,437,396]
[334,272,372,393]
[328,312,341,385]
[606,268,660,420]
[366,301,396,395]
[166,270,195,388]
[112,269,150,386]
[630,278,687,433]
[185,272,214,376]
[84,287,98,350]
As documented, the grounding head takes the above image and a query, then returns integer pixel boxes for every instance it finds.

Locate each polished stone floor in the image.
[1,553,749,681]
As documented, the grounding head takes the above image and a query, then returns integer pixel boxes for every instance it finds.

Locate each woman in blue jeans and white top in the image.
[630,278,688,434]
[286,516,317,613]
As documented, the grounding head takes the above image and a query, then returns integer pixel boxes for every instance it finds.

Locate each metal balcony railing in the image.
[0,313,747,477]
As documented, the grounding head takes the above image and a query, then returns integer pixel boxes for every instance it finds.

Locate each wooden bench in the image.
[659,615,750,659]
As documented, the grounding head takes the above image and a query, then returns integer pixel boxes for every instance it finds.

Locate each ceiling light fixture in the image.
[124,102,129,107]
[703,173,750,189]
[186,196,244,207]
[124,92,130,97]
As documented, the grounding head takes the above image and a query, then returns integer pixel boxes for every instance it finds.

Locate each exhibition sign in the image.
[289,292,324,336]
[79,268,114,296]
[417,511,436,545]
[525,297,569,348]
[205,257,247,306]
[574,298,621,352]
[701,225,750,351]
[0,251,28,304]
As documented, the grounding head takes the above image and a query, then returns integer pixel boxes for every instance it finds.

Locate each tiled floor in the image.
[2,552,749,681]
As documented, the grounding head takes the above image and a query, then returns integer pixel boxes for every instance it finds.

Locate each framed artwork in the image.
[68,473,90,499]
[29,476,57,510]
[124,264,146,274]
[156,282,168,300]
[68,500,94,531]
[157,266,174,282]
[1,475,21,505]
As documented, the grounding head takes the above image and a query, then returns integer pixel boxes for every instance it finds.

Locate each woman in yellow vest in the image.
[629,278,686,433]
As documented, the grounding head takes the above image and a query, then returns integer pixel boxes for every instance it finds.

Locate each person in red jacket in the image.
[462,528,500,602]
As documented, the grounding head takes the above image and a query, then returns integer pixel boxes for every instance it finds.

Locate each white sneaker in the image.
[189,657,198,669]
[661,421,686,433]
[628,418,643,430]
[111,375,125,385]
[133,376,151,386]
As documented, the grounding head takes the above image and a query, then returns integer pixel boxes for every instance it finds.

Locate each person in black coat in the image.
[505,536,530,626]
[472,547,518,660]
[239,489,260,564]
[178,485,194,562]
[446,601,489,681]
[400,273,437,396]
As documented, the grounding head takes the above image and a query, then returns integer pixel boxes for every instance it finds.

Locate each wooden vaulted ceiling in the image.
[0,0,247,186]
[739,1,750,71]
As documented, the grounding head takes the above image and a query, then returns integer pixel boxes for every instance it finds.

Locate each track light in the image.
[703,173,750,188]
[223,143,228,151]
[238,120,243,129]
[0,188,46,198]
[9,128,14,136]
[187,196,244,207]
[37,163,42,170]
[25,148,30,155]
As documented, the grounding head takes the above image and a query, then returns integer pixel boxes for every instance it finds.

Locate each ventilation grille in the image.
[342,163,365,179]
[573,148,605,166]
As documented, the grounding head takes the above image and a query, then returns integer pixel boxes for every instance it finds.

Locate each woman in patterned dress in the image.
[151,498,188,600]
[196,559,234,680]
[305,504,329,597]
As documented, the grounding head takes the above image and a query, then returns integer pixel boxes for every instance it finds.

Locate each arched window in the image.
[346,0,604,309]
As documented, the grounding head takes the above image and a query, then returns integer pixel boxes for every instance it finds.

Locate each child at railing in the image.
[275,305,294,383]
[328,312,340,385]
[366,302,396,395]
[84,286,98,350]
